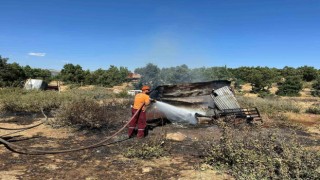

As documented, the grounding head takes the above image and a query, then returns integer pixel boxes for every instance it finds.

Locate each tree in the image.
[297,66,318,82]
[23,65,52,81]
[89,66,129,87]
[135,63,161,88]
[276,76,303,96]
[84,70,94,85]
[311,76,320,97]
[281,66,298,78]
[0,56,25,87]
[203,66,233,81]
[160,64,191,84]
[233,66,277,93]
[59,64,85,84]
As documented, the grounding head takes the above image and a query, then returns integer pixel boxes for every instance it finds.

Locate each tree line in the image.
[1,55,320,97]
[0,55,129,88]
[135,63,320,97]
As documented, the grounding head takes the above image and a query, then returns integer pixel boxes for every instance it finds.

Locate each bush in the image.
[202,122,320,179]
[306,105,320,114]
[311,77,320,97]
[53,98,131,129]
[0,88,64,112]
[276,76,303,97]
[0,87,115,113]
[124,136,167,159]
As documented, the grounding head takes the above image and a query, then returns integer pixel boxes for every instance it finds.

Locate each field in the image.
[0,84,320,179]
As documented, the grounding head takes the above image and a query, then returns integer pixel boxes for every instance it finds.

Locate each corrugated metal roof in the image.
[212,86,240,110]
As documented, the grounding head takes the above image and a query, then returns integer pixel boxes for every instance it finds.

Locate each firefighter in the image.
[128,85,155,138]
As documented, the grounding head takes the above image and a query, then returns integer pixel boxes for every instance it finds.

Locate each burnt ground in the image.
[1,114,319,180]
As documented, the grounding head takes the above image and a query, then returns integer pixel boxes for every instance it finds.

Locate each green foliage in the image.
[135,63,161,88]
[311,77,320,97]
[0,56,26,87]
[297,66,318,82]
[124,136,166,159]
[276,76,303,96]
[90,66,129,87]
[233,78,245,91]
[24,65,52,81]
[0,88,63,112]
[232,66,278,93]
[203,124,320,179]
[0,87,115,113]
[59,63,86,84]
[0,56,56,87]
[59,63,129,87]
[280,66,298,78]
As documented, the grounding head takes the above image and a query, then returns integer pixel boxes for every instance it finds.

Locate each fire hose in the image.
[0,109,48,138]
[0,104,144,155]
[0,109,46,131]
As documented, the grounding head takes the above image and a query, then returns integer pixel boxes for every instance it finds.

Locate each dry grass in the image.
[269,84,278,94]
[284,112,320,126]
[300,88,312,97]
[241,83,252,92]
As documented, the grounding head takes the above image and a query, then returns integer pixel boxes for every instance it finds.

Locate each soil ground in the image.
[0,113,233,180]
[1,112,319,180]
[1,84,320,179]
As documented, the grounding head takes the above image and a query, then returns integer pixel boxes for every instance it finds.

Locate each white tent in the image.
[24,79,47,90]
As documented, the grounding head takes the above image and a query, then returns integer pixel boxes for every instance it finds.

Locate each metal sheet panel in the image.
[212,86,240,110]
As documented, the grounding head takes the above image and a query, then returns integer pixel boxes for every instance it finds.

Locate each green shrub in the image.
[0,88,65,112]
[311,77,320,97]
[276,76,303,97]
[124,136,166,159]
[202,123,320,179]
[0,87,114,113]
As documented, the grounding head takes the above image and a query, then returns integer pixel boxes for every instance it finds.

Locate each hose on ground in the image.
[0,109,47,130]
[0,104,143,155]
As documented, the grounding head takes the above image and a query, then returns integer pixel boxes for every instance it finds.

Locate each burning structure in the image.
[148,80,262,124]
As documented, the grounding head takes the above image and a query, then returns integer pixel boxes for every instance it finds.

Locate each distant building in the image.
[127,89,142,96]
[127,73,141,82]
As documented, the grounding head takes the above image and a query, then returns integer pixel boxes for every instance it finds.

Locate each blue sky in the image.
[0,0,319,71]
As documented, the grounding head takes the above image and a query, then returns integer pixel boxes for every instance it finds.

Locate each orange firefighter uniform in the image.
[128,85,151,138]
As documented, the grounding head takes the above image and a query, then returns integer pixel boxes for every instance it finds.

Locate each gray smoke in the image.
[151,101,203,124]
